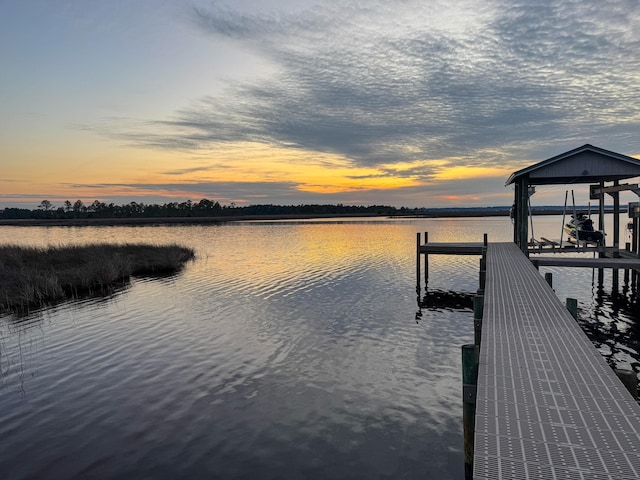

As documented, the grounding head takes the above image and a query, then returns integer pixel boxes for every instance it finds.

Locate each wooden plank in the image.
[539,237,559,246]
[532,256,640,270]
[590,182,640,196]
[419,242,484,255]
[474,242,640,479]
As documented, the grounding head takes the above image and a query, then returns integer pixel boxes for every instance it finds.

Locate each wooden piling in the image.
[479,257,486,291]
[416,232,421,291]
[474,295,484,346]
[598,179,605,258]
[615,369,638,400]
[462,344,479,480]
[424,232,429,286]
[566,298,578,320]
[545,272,553,288]
[631,213,639,254]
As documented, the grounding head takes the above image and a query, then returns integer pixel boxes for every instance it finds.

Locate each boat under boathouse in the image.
[506,144,640,254]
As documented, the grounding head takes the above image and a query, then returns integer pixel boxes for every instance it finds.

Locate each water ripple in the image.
[4,218,631,479]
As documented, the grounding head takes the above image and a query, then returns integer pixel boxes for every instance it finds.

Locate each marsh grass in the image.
[0,243,195,313]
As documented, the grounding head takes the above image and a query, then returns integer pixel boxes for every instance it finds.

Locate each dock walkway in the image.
[474,242,640,479]
[531,255,640,270]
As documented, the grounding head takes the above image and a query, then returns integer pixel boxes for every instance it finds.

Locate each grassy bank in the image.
[0,243,195,313]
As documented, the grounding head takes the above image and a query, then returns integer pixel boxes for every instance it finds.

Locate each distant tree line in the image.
[0,199,409,220]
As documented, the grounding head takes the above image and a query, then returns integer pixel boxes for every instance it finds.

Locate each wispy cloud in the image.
[161,165,220,176]
[66,181,301,203]
[111,0,640,176]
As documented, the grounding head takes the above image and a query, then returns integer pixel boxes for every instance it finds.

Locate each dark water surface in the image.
[0,217,637,479]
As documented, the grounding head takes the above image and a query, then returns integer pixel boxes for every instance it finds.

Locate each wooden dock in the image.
[531,255,640,270]
[419,242,485,255]
[474,242,640,479]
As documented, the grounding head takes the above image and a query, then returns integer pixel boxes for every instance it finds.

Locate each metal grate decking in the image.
[474,242,640,479]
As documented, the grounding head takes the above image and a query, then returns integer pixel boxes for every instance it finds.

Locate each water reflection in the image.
[419,290,474,312]
[415,289,475,323]
[0,217,636,479]
[541,263,640,381]
[575,269,640,373]
[0,219,475,479]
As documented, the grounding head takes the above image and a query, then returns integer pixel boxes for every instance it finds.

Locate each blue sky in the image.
[2,0,640,209]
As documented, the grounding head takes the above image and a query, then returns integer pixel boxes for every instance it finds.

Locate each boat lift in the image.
[506,144,640,256]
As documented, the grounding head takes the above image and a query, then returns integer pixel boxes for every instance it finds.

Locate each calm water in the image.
[0,216,637,479]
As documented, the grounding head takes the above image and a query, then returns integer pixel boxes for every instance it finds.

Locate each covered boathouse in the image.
[506,144,640,254]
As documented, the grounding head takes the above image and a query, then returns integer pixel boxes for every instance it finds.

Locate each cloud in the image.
[112,0,640,175]
[161,165,221,175]
[66,181,302,203]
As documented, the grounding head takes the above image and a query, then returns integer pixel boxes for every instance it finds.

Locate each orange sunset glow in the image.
[2,1,639,210]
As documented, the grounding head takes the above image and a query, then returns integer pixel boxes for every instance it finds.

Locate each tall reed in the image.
[0,243,194,313]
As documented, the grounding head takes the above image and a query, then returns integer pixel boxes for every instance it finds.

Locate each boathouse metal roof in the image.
[505,144,640,186]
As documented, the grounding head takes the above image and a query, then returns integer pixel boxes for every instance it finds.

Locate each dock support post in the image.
[631,212,639,254]
[474,295,484,346]
[545,272,553,288]
[416,232,421,293]
[615,369,638,400]
[424,232,429,286]
[612,183,620,256]
[479,237,487,292]
[631,217,638,253]
[598,180,605,258]
[566,298,578,320]
[462,344,479,480]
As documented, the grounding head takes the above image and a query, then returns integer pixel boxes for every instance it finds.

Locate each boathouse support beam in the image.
[598,180,605,257]
[596,181,604,230]
[590,182,640,196]
[516,176,529,253]
[612,180,620,255]
[513,182,519,244]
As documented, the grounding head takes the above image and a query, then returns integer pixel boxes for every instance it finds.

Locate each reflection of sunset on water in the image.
[0,216,636,478]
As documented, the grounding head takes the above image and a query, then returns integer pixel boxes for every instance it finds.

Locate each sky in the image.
[2,0,640,209]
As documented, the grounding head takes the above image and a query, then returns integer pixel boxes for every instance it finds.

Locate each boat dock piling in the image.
[462,344,480,479]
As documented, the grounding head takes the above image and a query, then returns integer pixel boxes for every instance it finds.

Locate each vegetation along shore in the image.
[1,199,625,226]
[0,243,195,313]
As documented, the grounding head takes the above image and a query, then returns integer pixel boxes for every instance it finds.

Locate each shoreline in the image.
[0,208,623,227]
[0,213,390,227]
